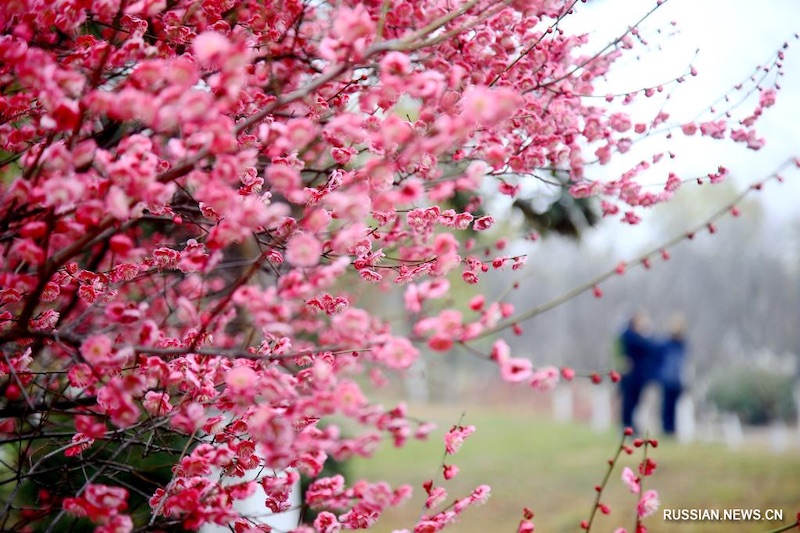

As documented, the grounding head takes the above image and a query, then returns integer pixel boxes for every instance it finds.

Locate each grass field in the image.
[349,404,800,533]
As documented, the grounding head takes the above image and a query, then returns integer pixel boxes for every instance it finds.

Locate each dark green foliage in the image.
[448,185,600,239]
[707,368,797,425]
[512,194,599,238]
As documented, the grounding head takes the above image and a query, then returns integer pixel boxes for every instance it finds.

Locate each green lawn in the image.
[349,404,800,533]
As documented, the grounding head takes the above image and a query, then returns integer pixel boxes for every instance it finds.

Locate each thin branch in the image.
[473,159,795,339]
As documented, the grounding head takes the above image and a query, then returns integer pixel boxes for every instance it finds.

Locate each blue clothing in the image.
[619,325,658,432]
[656,337,687,435]
[657,338,686,389]
[661,383,681,434]
[619,327,659,383]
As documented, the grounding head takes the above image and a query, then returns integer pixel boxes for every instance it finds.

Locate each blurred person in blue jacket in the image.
[618,311,659,434]
[657,314,688,436]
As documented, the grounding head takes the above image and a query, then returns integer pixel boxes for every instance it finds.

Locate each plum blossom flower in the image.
[461,86,522,125]
[518,520,535,533]
[314,511,342,533]
[609,112,632,132]
[470,484,491,504]
[63,484,130,530]
[374,337,420,370]
[192,31,232,66]
[332,5,375,44]
[286,232,323,267]
[490,339,511,364]
[637,490,660,518]
[445,425,475,454]
[500,357,533,383]
[621,467,640,494]
[380,52,412,79]
[81,335,129,369]
[225,365,258,401]
[425,486,447,509]
[759,88,776,108]
[469,295,485,311]
[529,367,560,391]
[473,215,495,231]
[142,391,172,416]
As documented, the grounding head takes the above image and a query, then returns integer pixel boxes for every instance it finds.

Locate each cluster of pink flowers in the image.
[63,484,132,533]
[0,0,788,530]
[489,339,563,390]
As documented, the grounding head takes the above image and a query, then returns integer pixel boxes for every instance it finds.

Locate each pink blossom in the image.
[335,380,367,416]
[498,182,520,197]
[381,52,412,79]
[462,86,521,125]
[374,337,420,370]
[85,484,128,511]
[81,335,127,368]
[266,164,301,194]
[759,88,777,108]
[76,415,106,439]
[570,182,597,198]
[491,339,511,363]
[470,484,491,504]
[637,490,660,518]
[170,402,206,434]
[595,144,613,164]
[664,172,681,192]
[106,185,132,220]
[500,357,533,383]
[413,520,440,533]
[64,484,130,528]
[529,367,560,391]
[192,31,232,66]
[425,486,448,509]
[609,112,632,132]
[286,232,323,267]
[473,215,495,232]
[125,0,167,17]
[469,295,485,311]
[333,5,375,44]
[314,511,342,533]
[226,366,257,397]
[306,475,345,506]
[65,434,94,457]
[622,211,641,225]
[444,425,475,454]
[143,391,172,416]
[699,120,726,139]
[731,128,765,150]
[443,464,459,480]
[621,466,640,494]
[428,334,454,352]
[10,239,45,266]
